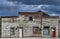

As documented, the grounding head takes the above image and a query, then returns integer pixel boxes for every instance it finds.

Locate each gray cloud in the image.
[7,0,60,16]
[8,0,60,5]
[0,0,18,16]
[19,5,42,12]
[40,5,60,14]
[0,0,60,17]
[18,5,60,16]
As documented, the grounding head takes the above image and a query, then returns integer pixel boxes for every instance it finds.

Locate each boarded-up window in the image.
[43,26,49,35]
[10,27,15,35]
[33,26,41,34]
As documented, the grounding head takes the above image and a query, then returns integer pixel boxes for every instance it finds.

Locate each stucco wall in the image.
[1,14,59,38]
[22,21,41,37]
[1,23,19,37]
[58,22,60,37]
[1,14,42,37]
[42,18,59,37]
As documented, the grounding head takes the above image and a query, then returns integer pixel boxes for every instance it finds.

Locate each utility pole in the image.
[41,12,42,37]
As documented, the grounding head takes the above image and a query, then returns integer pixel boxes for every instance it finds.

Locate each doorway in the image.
[19,28,23,38]
[51,27,56,37]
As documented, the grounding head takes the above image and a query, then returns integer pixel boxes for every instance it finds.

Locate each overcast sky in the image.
[0,0,60,16]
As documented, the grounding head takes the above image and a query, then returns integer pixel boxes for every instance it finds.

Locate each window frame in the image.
[43,26,50,35]
[29,16,33,21]
[33,26,41,34]
[10,27,15,35]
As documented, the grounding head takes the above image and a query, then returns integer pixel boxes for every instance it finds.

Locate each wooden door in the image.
[51,27,56,37]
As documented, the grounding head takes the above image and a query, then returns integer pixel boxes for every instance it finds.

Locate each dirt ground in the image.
[0,37,60,39]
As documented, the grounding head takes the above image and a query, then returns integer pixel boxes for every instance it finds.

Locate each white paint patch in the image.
[19,29,22,38]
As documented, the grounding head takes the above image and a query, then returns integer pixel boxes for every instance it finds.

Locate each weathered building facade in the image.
[1,11,59,38]
[58,21,60,37]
